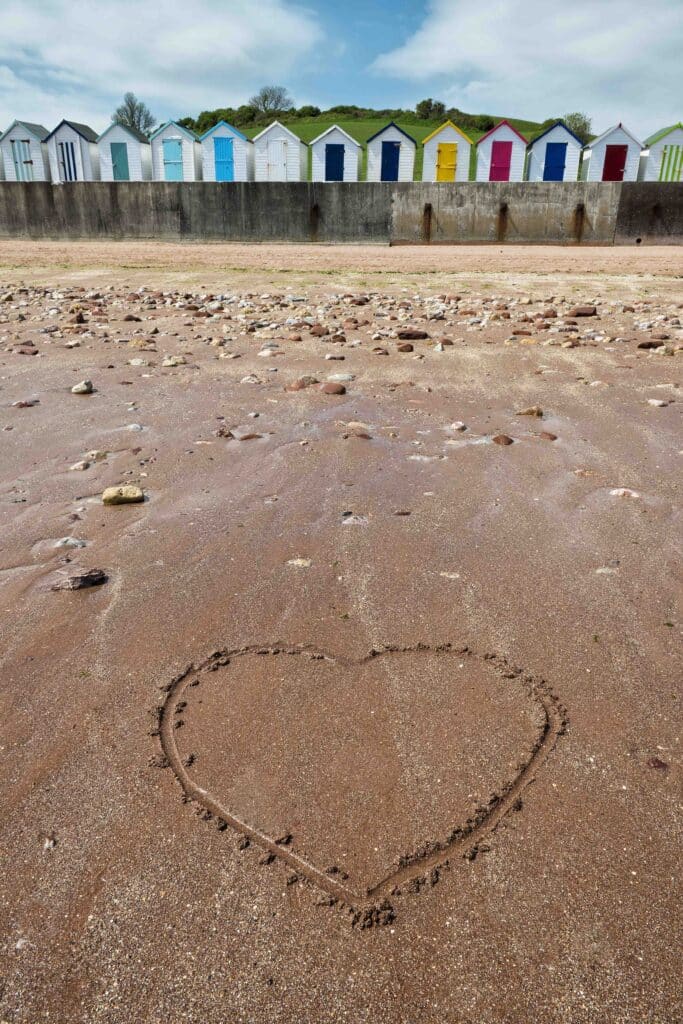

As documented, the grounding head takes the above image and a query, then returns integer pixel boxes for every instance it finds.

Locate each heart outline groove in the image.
[155,642,566,926]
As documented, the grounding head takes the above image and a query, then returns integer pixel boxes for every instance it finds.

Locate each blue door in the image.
[325,143,344,181]
[162,138,183,181]
[110,142,130,181]
[380,140,400,181]
[543,142,567,181]
[214,136,234,181]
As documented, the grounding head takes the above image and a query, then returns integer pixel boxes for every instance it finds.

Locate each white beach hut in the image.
[253,122,307,182]
[97,123,151,181]
[150,121,201,182]
[475,121,528,182]
[366,122,416,182]
[421,120,472,182]
[200,121,254,182]
[0,121,51,181]
[46,120,100,182]
[580,123,643,182]
[525,120,583,182]
[310,125,361,182]
[639,124,683,182]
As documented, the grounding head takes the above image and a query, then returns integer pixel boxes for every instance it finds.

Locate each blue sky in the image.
[0,1,681,137]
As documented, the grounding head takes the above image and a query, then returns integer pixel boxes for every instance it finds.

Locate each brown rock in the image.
[568,306,597,317]
[539,431,558,441]
[492,434,514,446]
[320,382,346,395]
[52,569,108,591]
[397,329,429,340]
[397,342,414,352]
[516,406,544,417]
[285,375,319,392]
[310,324,329,337]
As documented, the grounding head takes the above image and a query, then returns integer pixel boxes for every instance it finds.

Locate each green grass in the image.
[240,113,545,181]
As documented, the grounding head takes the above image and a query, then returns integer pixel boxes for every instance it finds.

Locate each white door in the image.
[267,139,287,181]
[11,139,34,181]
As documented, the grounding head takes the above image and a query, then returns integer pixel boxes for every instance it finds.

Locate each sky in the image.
[0,0,681,138]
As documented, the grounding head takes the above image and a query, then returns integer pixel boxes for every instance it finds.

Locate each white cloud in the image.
[372,0,683,138]
[0,0,323,131]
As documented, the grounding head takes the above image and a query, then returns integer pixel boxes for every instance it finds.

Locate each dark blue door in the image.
[543,142,567,181]
[381,140,400,181]
[325,143,344,181]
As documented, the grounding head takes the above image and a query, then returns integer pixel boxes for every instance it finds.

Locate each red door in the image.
[489,140,513,181]
[602,144,628,181]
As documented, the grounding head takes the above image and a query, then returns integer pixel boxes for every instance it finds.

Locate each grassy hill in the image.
[237,113,545,180]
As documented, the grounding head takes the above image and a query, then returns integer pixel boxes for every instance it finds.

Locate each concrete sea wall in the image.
[0,181,680,245]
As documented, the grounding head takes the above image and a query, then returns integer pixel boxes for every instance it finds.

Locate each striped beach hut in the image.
[475,121,528,182]
[310,125,361,182]
[151,121,201,182]
[97,123,151,181]
[366,123,416,182]
[46,120,100,182]
[580,124,643,182]
[200,121,254,181]
[525,120,583,182]
[0,121,51,181]
[640,124,683,182]
[422,121,472,182]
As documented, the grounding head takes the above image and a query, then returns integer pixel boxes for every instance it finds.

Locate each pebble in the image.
[320,382,346,395]
[53,537,86,549]
[52,568,107,591]
[162,355,186,367]
[539,431,558,441]
[610,488,640,498]
[492,434,514,446]
[71,380,93,394]
[102,485,145,505]
[287,557,311,568]
[517,406,543,417]
[647,398,669,407]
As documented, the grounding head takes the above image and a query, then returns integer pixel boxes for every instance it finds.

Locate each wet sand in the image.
[0,242,681,1022]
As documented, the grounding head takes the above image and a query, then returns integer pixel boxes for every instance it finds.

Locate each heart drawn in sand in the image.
[156,644,565,925]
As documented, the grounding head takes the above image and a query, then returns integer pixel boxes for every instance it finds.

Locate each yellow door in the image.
[436,142,457,181]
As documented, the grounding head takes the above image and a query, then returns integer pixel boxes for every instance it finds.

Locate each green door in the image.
[111,142,130,181]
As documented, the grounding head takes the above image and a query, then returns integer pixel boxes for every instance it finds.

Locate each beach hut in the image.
[200,121,254,181]
[421,120,472,182]
[0,121,51,181]
[639,124,683,181]
[97,123,151,181]
[525,121,583,182]
[310,125,361,182]
[46,120,100,182]
[150,121,201,182]
[475,121,528,182]
[253,122,307,182]
[366,122,416,182]
[580,123,643,182]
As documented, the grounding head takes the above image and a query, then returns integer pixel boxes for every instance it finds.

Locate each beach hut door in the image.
[268,139,287,180]
[163,139,183,181]
[381,140,400,181]
[543,142,567,181]
[111,142,130,181]
[602,144,627,181]
[58,140,78,181]
[659,144,683,181]
[11,139,34,181]
[214,136,234,181]
[489,140,512,181]
[325,143,344,181]
[436,143,457,181]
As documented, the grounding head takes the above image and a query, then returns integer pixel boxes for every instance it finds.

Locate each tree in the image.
[112,92,156,136]
[563,112,592,144]
[415,98,446,120]
[297,105,321,118]
[248,85,294,115]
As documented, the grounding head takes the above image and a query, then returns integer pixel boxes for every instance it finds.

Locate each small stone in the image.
[102,485,145,505]
[71,380,93,394]
[397,342,414,352]
[285,376,318,392]
[397,329,429,340]
[52,568,108,591]
[287,557,311,568]
[568,305,597,317]
[609,487,639,498]
[320,382,346,395]
[69,460,91,472]
[647,398,669,407]
[539,431,558,441]
[492,434,514,446]
[516,405,543,417]
[162,355,186,367]
[450,421,467,432]
[53,537,86,549]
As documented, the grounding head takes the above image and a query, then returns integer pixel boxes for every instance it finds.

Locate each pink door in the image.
[489,140,513,181]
